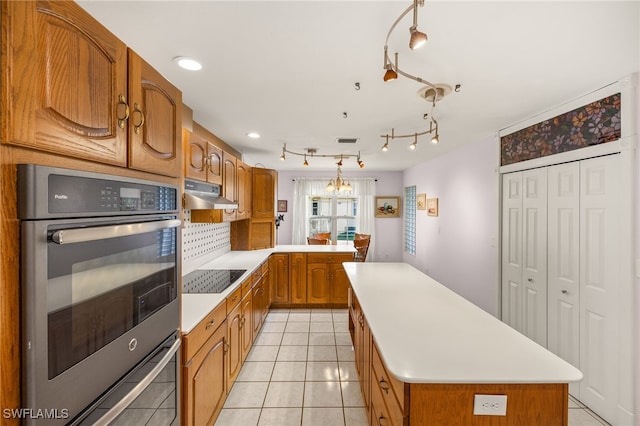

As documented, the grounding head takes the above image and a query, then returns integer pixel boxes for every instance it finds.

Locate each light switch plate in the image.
[473,394,507,416]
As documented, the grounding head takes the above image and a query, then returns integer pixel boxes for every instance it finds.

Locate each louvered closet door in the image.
[579,155,620,423]
[547,162,580,396]
[501,173,523,332]
[520,168,548,346]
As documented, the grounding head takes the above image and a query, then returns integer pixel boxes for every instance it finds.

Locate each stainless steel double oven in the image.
[18,165,181,425]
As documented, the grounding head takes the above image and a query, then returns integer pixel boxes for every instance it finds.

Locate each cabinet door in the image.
[269,254,289,304]
[226,303,243,393]
[207,144,223,186]
[222,152,237,222]
[252,168,277,219]
[3,1,127,165]
[330,262,349,305]
[183,322,227,426]
[240,292,253,363]
[185,129,222,184]
[252,281,263,337]
[307,263,331,304]
[290,253,307,304]
[128,50,182,177]
[236,161,252,220]
[185,129,208,182]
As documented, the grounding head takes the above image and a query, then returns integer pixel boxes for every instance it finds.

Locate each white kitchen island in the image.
[344,262,583,425]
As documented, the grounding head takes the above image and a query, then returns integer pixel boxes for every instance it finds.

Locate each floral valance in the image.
[500,93,621,166]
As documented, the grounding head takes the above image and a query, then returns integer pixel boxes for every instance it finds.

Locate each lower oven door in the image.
[73,332,181,426]
[21,214,180,425]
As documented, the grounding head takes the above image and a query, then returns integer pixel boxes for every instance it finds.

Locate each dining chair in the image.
[353,237,370,262]
[307,237,329,245]
[314,232,331,240]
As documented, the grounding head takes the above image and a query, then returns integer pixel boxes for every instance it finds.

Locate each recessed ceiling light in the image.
[173,56,202,71]
[247,132,260,139]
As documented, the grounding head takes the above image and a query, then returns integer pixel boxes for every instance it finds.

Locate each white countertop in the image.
[181,245,356,333]
[344,262,583,384]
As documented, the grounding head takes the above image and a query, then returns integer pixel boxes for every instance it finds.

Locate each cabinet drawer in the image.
[370,370,396,426]
[241,277,253,298]
[306,253,354,264]
[261,260,269,276]
[226,286,242,312]
[183,302,227,361]
[372,342,405,422]
[253,269,262,285]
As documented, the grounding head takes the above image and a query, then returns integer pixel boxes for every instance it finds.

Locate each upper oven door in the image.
[21,214,181,425]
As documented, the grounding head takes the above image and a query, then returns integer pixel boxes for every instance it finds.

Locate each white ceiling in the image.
[78,1,639,172]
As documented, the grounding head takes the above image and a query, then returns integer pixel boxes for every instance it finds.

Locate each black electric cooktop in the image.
[182,269,247,294]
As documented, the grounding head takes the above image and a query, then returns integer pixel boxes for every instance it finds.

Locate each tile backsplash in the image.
[181,209,230,275]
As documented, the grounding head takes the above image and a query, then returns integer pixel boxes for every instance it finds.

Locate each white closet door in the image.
[501,172,522,332]
[547,162,580,396]
[521,168,547,346]
[579,155,620,423]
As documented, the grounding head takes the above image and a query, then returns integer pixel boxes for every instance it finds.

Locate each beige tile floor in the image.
[215,308,609,426]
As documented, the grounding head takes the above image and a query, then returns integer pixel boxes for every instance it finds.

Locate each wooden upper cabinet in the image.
[236,161,252,220]
[3,0,128,165]
[252,168,277,219]
[127,50,182,177]
[222,152,237,222]
[185,126,223,185]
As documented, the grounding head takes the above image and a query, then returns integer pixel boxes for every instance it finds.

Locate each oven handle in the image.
[51,219,181,244]
[93,337,181,426]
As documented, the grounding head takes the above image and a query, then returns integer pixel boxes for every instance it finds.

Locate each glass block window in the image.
[404,186,416,255]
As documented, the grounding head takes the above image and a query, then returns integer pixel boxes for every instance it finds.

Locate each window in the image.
[309,196,358,242]
[404,185,416,255]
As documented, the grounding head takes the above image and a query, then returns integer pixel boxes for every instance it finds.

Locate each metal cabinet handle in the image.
[527,278,533,282]
[132,102,145,134]
[205,320,216,330]
[561,289,568,294]
[379,378,390,393]
[117,94,130,129]
[378,414,388,426]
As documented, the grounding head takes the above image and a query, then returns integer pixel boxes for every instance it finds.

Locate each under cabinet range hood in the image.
[183,179,238,210]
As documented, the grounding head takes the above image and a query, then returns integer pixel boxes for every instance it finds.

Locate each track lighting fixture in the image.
[279,146,364,170]
[382,0,454,148]
[409,134,418,150]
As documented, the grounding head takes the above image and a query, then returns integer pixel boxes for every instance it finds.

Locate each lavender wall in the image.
[402,135,500,316]
[275,169,404,261]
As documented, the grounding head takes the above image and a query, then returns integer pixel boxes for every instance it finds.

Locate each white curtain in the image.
[292,177,376,261]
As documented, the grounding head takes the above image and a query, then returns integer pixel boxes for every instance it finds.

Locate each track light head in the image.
[384,67,398,82]
[409,28,427,50]
[431,134,439,144]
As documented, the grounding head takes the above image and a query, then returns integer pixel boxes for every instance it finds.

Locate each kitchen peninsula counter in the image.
[181,244,356,333]
[344,262,582,425]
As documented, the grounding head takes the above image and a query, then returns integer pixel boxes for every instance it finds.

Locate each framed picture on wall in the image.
[427,198,439,217]
[277,200,288,212]
[375,196,401,218]
[417,193,427,210]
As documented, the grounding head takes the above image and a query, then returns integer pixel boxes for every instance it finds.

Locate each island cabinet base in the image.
[408,383,568,426]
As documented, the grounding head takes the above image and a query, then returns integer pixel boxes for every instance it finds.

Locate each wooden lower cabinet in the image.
[240,291,253,363]
[307,253,354,305]
[226,302,242,393]
[270,253,290,304]
[182,319,228,426]
[290,253,307,304]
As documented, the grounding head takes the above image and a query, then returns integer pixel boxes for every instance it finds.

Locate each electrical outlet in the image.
[473,394,507,416]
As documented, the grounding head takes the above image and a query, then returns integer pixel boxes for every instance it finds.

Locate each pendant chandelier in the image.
[326,163,352,194]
